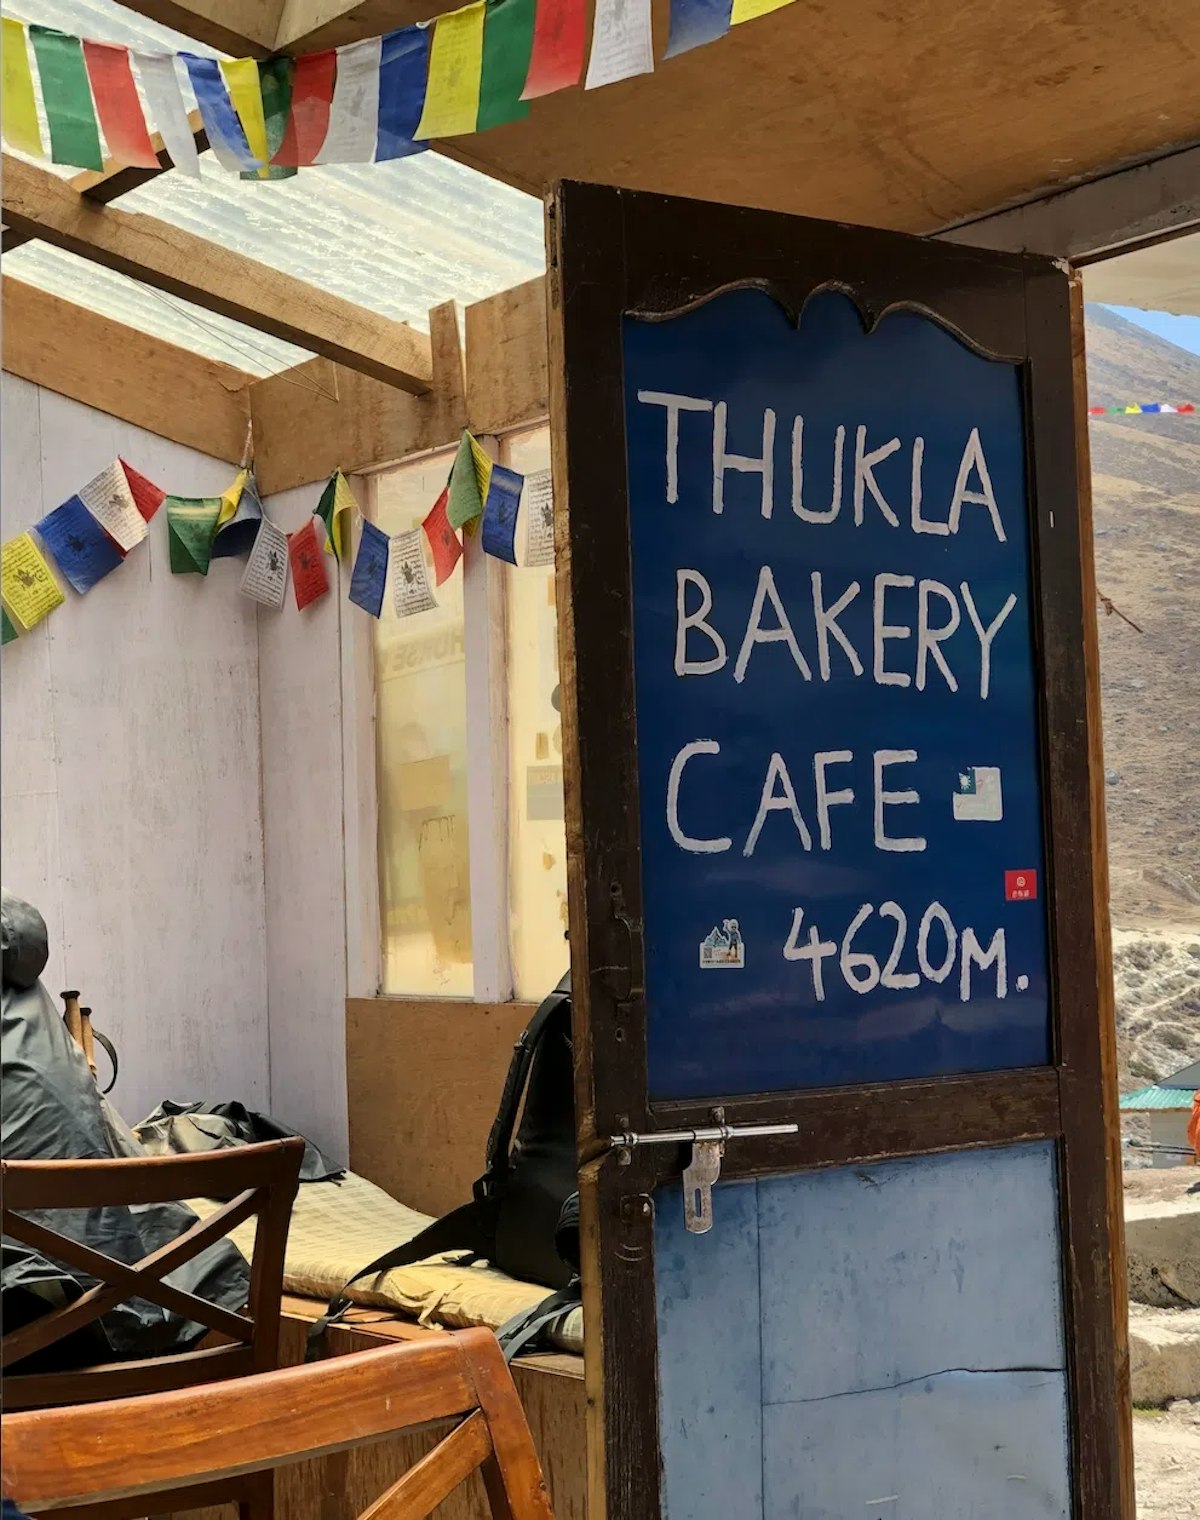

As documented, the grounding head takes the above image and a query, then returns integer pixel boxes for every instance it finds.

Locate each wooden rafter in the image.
[2,154,433,394]
[71,110,209,206]
[113,1,283,56]
[2,279,254,463]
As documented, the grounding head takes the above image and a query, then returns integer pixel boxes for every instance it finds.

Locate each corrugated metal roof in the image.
[6,0,547,375]
[1120,1085,1197,1111]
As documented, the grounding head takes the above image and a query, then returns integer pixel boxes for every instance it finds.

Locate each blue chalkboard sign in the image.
[623,288,1050,1099]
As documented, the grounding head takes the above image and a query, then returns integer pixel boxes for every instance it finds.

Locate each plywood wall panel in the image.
[1,383,269,1124]
[257,482,349,1162]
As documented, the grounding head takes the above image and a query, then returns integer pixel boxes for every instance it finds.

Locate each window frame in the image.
[347,422,555,1006]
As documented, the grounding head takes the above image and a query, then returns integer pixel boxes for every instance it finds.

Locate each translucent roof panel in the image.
[6,0,548,372]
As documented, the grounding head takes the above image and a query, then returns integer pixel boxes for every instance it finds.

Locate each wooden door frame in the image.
[546,181,1131,1520]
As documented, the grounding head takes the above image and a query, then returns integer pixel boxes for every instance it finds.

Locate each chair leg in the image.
[460,1335,555,1520]
[236,1468,274,1520]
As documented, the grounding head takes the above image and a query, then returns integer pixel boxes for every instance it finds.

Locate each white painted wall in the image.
[1,378,270,1125]
[255,484,349,1163]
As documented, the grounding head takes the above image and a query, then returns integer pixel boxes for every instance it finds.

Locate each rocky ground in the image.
[1132,1401,1200,1520]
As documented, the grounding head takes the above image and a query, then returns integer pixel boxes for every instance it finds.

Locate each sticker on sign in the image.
[1005,870,1038,902]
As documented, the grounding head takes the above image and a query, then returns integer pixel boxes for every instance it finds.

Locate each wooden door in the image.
[546,182,1131,1520]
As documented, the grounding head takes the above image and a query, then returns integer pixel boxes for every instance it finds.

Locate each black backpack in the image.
[309,973,580,1360]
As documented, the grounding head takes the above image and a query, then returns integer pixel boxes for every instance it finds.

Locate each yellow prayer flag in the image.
[217,468,249,528]
[2,19,44,158]
[468,432,493,500]
[730,0,795,23]
[415,2,485,141]
[221,57,270,168]
[3,533,65,630]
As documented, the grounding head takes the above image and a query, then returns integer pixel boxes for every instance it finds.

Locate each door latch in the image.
[611,1121,799,1234]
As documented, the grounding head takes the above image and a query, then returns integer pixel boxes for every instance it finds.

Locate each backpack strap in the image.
[494,1278,582,1363]
[479,976,570,1196]
[305,1201,490,1360]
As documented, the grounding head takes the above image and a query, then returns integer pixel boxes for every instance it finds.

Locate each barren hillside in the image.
[1083,303,1200,1091]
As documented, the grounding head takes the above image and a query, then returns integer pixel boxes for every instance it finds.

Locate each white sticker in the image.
[952,765,1003,822]
[700,919,745,969]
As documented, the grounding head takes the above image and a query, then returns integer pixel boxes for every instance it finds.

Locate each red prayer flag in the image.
[289,518,330,609]
[422,487,463,586]
[521,0,587,99]
[1178,403,1196,414]
[273,50,337,166]
[120,458,167,521]
[83,41,159,168]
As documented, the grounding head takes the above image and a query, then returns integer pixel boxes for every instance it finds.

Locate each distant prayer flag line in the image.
[1088,404,1197,415]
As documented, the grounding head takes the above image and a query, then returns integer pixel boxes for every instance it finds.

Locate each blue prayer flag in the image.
[182,55,260,170]
[664,0,732,58]
[35,496,124,593]
[1140,403,1162,414]
[377,27,429,161]
[348,518,390,617]
[481,464,522,566]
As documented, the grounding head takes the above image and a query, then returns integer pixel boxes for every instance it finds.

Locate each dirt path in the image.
[1133,1402,1200,1519]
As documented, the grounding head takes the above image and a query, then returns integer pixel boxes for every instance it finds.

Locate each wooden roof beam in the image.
[273,0,432,54]
[2,153,433,395]
[106,1,283,57]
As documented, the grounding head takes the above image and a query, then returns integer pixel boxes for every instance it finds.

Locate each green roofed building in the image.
[1120,1060,1199,1168]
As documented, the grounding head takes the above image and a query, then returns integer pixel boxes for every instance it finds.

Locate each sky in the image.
[1103,306,1200,358]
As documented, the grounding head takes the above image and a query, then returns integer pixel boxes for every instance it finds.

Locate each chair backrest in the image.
[1,1138,304,1408]
[1,1330,556,1520]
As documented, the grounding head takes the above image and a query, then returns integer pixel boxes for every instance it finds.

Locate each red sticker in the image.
[1005,869,1038,902]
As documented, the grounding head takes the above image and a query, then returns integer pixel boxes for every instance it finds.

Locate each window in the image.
[370,426,568,1003]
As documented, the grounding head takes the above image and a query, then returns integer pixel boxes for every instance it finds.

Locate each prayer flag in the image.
[289,518,330,609]
[521,469,555,566]
[390,529,437,616]
[415,2,486,140]
[1179,403,1196,414]
[469,432,493,498]
[273,49,336,165]
[664,0,732,57]
[2,606,17,646]
[35,497,124,594]
[213,470,264,559]
[240,518,289,609]
[183,54,262,171]
[446,433,485,530]
[1160,405,1178,414]
[349,519,390,617]
[78,460,147,551]
[377,26,429,159]
[134,51,200,176]
[1140,403,1162,414]
[422,488,463,585]
[166,496,222,575]
[29,26,104,170]
[2,20,44,157]
[120,458,167,522]
[222,57,270,169]
[317,35,383,163]
[584,0,653,89]
[247,57,297,180]
[481,463,522,565]
[521,0,586,99]
[2,533,65,629]
[730,0,794,21]
[316,471,355,562]
[1123,404,1141,414]
[478,0,535,131]
[83,41,158,167]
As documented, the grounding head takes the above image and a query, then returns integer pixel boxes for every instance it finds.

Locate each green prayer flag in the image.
[29,26,104,171]
[477,0,535,132]
[166,497,222,576]
[241,57,297,183]
[446,434,484,530]
[2,606,18,645]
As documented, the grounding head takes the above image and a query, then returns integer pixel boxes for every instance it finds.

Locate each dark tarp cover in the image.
[1,890,250,1371]
[135,1099,344,1186]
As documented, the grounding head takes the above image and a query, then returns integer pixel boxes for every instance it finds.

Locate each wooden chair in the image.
[2,1331,557,1520]
[1,1139,304,1520]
